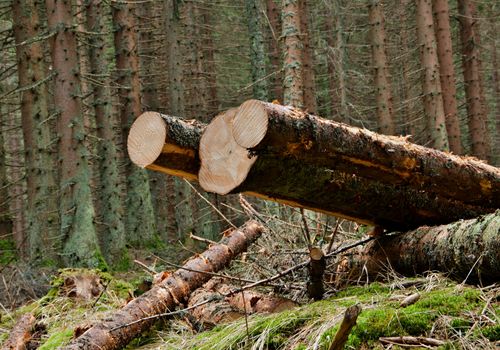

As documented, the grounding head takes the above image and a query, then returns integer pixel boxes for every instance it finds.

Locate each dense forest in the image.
[0,0,498,270]
[0,0,499,349]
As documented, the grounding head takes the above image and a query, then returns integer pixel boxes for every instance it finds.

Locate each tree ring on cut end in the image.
[232,99,269,148]
[128,111,166,168]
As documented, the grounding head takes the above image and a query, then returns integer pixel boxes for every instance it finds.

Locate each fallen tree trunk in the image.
[188,278,297,328]
[334,210,500,285]
[64,220,264,350]
[128,109,498,230]
[3,313,36,350]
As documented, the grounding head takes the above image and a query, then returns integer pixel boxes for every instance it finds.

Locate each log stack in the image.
[128,100,499,231]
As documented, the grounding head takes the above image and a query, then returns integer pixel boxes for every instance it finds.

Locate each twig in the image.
[300,208,312,246]
[189,232,217,245]
[184,179,237,229]
[326,221,340,254]
[329,304,362,350]
[133,259,157,275]
[379,336,445,347]
[91,280,110,309]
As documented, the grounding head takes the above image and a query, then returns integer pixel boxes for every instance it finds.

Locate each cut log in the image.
[127,107,499,230]
[199,109,257,194]
[64,220,264,350]
[188,278,297,328]
[334,210,500,285]
[230,100,499,208]
[3,313,36,350]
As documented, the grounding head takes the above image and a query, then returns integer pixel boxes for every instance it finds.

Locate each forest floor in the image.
[0,267,498,349]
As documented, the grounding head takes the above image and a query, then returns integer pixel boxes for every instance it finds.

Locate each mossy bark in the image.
[335,211,500,285]
[45,0,102,267]
[112,1,157,247]
[85,0,126,266]
[12,0,59,265]
[246,0,269,101]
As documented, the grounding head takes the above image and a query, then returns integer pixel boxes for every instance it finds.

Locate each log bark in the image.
[128,105,499,231]
[3,313,36,350]
[64,220,264,350]
[307,247,326,300]
[334,210,500,286]
[188,277,297,328]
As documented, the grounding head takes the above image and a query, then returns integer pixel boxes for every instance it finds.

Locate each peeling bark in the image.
[65,221,264,350]
[3,313,36,350]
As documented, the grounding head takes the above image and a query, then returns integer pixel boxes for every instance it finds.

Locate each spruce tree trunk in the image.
[415,0,449,151]
[85,0,126,266]
[265,0,283,102]
[0,113,11,237]
[199,6,219,116]
[246,0,269,101]
[298,0,317,114]
[45,0,102,267]
[282,0,304,108]
[368,0,395,135]
[112,0,157,247]
[457,0,490,161]
[335,211,500,285]
[432,0,462,154]
[12,0,59,264]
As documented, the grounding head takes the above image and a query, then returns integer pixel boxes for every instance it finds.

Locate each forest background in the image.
[0,0,498,271]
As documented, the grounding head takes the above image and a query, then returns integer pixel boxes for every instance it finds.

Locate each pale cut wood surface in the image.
[199,109,257,195]
[127,111,166,168]
[232,99,269,148]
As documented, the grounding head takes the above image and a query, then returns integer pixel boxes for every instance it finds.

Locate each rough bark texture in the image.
[246,0,268,101]
[0,113,11,237]
[368,1,395,135]
[335,211,500,285]
[112,1,157,246]
[128,105,499,231]
[3,313,36,350]
[282,0,304,108]
[86,0,126,266]
[416,0,449,151]
[298,0,317,114]
[457,0,490,161]
[266,0,283,102]
[65,221,264,350]
[188,277,297,328]
[432,0,462,154]
[45,0,102,267]
[12,0,59,264]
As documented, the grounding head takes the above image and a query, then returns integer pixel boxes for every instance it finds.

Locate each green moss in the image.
[38,329,73,349]
[0,237,17,264]
[482,325,500,341]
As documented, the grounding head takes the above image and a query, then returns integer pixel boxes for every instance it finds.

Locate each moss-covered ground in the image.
[1,271,497,349]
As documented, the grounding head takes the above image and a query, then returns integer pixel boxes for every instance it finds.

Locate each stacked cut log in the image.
[128,100,499,231]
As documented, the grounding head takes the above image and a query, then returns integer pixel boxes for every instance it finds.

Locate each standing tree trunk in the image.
[12,0,59,265]
[85,0,126,266]
[199,6,219,116]
[112,0,157,247]
[265,0,283,102]
[415,0,449,151]
[246,0,269,101]
[0,112,11,238]
[432,0,462,154]
[491,19,500,166]
[368,0,395,135]
[45,0,102,267]
[298,0,317,114]
[457,0,490,161]
[282,0,304,108]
